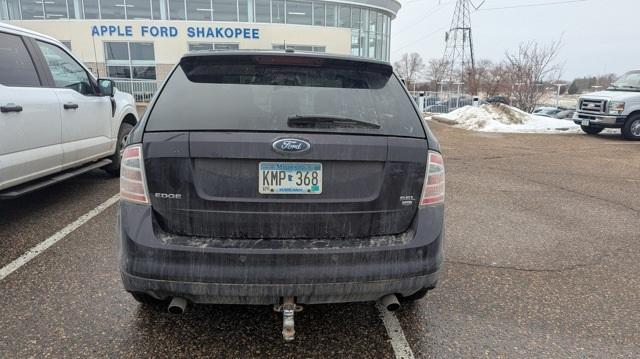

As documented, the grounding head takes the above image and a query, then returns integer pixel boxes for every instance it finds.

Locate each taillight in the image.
[420,151,445,207]
[120,144,149,204]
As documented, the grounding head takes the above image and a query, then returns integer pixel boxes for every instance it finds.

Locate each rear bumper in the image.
[121,271,439,305]
[574,112,626,127]
[118,203,444,305]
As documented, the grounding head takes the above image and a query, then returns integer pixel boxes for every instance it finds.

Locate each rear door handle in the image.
[63,103,79,110]
[1,104,23,113]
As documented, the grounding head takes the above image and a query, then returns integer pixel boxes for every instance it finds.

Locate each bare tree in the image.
[393,52,425,89]
[503,40,563,111]
[466,59,495,95]
[483,63,510,97]
[426,58,449,85]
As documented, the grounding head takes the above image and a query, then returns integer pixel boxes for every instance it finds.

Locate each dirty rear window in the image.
[145,55,425,138]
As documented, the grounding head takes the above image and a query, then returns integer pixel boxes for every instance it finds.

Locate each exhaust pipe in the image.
[168,297,188,314]
[380,294,401,312]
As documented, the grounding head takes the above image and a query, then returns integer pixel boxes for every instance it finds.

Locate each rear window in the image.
[145,55,425,138]
[0,32,41,87]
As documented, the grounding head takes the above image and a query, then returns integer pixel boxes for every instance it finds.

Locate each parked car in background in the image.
[424,104,451,113]
[553,109,575,119]
[442,96,473,108]
[573,70,640,140]
[0,23,138,198]
[533,107,562,117]
[486,96,511,105]
[118,51,445,341]
[424,96,473,113]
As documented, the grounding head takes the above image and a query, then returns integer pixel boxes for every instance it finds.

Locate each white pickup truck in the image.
[0,23,138,198]
[573,70,640,140]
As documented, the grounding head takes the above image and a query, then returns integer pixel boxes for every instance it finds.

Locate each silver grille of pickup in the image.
[579,99,607,114]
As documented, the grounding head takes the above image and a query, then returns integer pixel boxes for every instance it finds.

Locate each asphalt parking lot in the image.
[1,122,638,358]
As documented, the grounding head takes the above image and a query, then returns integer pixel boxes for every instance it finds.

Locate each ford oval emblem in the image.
[272,138,311,153]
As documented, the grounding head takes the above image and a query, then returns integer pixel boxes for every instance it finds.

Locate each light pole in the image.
[553,83,566,108]
[453,82,464,108]
[438,80,449,98]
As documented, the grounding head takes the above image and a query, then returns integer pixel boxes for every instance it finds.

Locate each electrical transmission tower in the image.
[442,0,484,92]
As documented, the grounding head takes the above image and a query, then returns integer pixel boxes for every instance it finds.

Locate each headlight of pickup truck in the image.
[608,101,625,115]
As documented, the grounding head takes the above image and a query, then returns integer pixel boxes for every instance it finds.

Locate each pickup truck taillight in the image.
[419,151,445,207]
[120,145,149,204]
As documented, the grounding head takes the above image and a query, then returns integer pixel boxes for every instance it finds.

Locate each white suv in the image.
[0,23,138,198]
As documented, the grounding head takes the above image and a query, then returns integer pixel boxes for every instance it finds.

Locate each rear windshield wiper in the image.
[287,114,381,129]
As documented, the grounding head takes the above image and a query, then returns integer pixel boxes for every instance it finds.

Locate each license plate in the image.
[259,162,322,194]
[581,119,590,126]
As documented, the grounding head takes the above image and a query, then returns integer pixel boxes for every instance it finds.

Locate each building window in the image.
[350,7,361,30]
[325,3,336,26]
[254,0,270,22]
[213,0,238,21]
[45,0,71,19]
[126,0,153,19]
[238,0,249,21]
[187,0,213,20]
[271,0,285,23]
[16,0,75,20]
[105,41,156,80]
[168,0,186,20]
[214,43,240,50]
[273,44,325,52]
[19,0,45,19]
[188,42,239,51]
[83,0,100,18]
[312,2,324,26]
[1,0,21,20]
[286,0,310,25]
[338,5,350,28]
[100,0,126,19]
[152,0,162,19]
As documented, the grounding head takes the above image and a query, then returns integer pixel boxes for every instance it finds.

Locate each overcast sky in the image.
[390,0,638,79]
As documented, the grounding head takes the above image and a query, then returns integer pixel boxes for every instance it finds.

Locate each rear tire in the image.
[580,125,604,135]
[621,115,640,140]
[105,122,134,177]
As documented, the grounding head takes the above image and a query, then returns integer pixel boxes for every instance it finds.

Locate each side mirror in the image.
[98,79,115,97]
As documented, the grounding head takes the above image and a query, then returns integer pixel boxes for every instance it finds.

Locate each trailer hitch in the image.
[273,296,303,341]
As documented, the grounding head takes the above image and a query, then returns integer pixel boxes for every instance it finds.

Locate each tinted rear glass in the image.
[146,55,424,138]
[0,32,41,87]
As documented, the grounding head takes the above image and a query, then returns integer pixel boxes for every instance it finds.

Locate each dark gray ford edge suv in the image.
[118,51,445,340]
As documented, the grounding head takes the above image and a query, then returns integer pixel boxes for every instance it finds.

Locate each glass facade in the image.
[105,41,156,80]
[188,42,240,51]
[272,44,325,52]
[0,0,392,60]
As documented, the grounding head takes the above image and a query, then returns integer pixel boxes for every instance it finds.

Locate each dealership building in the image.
[1,0,400,98]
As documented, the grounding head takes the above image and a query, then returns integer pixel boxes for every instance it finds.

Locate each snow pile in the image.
[431,103,579,133]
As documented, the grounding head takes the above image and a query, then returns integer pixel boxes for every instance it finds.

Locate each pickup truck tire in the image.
[622,115,640,140]
[104,122,134,176]
[580,125,604,135]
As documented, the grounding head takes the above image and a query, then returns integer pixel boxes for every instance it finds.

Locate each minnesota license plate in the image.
[259,162,322,194]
